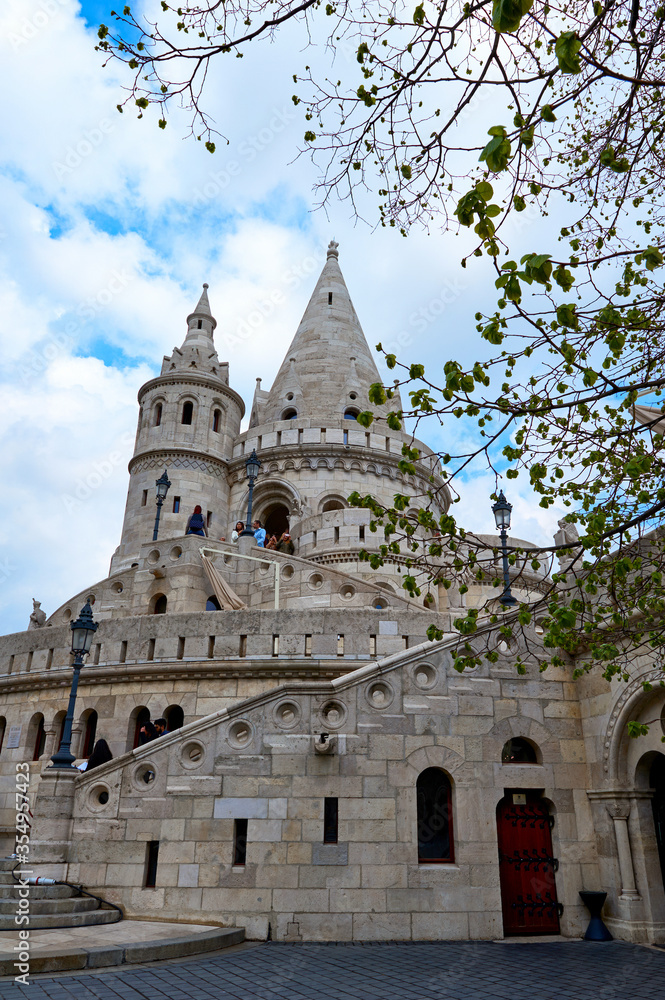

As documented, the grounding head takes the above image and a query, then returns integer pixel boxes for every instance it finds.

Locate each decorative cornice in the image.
[129,449,229,478]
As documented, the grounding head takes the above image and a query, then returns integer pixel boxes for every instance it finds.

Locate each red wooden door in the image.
[497,792,561,936]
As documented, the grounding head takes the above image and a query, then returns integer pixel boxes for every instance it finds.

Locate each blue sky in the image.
[0,0,564,635]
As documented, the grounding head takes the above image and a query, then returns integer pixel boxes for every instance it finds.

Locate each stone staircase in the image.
[0,858,121,930]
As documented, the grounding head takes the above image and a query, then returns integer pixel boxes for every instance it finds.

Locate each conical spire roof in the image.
[160,283,226,379]
[263,242,399,422]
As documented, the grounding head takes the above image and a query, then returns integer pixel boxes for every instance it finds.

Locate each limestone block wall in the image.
[228,419,448,539]
[59,637,597,942]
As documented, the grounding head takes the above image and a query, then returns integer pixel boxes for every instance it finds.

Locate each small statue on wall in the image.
[28,599,47,630]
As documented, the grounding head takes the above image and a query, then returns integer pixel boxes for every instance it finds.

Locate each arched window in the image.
[81,710,98,759]
[131,707,151,750]
[153,402,162,427]
[164,705,184,731]
[152,594,168,615]
[344,408,360,420]
[54,711,67,753]
[322,499,345,512]
[417,767,454,863]
[501,737,539,764]
[32,714,46,761]
[181,401,194,425]
[206,595,221,611]
[212,408,221,433]
[281,408,298,420]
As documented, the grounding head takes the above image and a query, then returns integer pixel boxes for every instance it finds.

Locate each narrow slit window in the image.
[93,643,101,666]
[233,819,248,866]
[142,490,148,507]
[181,401,193,425]
[417,768,454,863]
[119,641,127,664]
[312,530,317,548]
[359,526,365,543]
[26,652,33,672]
[8,655,14,674]
[197,319,202,329]
[173,496,180,514]
[403,635,409,650]
[154,403,162,427]
[324,797,338,843]
[343,430,349,446]
[207,511,213,528]
[272,635,279,657]
[46,648,54,670]
[337,634,344,657]
[366,432,371,447]
[212,408,221,433]
[385,437,390,451]
[304,634,312,657]
[177,637,185,660]
[328,292,333,304]
[369,634,376,656]
[334,526,340,544]
[208,635,215,659]
[239,635,247,658]
[276,431,282,446]
[144,841,159,887]
[147,638,155,662]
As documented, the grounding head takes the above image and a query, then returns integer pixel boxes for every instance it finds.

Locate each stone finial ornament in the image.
[327,239,339,259]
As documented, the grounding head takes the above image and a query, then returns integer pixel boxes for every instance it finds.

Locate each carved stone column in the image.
[607,800,640,900]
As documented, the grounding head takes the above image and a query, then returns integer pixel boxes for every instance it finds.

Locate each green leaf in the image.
[492,0,533,33]
[357,411,374,428]
[540,104,557,122]
[205,141,216,153]
[401,164,412,179]
[479,128,512,172]
[413,3,425,24]
[304,131,316,142]
[555,31,582,74]
[514,195,526,212]
[369,383,387,406]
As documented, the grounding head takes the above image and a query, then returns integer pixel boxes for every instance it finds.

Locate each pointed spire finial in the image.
[327,239,339,259]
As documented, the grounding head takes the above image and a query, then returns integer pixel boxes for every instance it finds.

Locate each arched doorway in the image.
[650,754,665,892]
[263,503,289,540]
[497,791,561,935]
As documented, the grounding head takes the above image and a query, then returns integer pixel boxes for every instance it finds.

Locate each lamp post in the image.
[492,490,517,607]
[241,449,262,536]
[50,600,98,769]
[152,469,171,541]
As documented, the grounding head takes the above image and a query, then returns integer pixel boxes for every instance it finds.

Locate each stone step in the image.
[0,884,73,900]
[0,908,118,930]
[0,859,20,873]
[0,895,97,915]
[0,922,246,975]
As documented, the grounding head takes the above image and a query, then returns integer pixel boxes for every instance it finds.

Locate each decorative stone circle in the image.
[169,546,182,560]
[62,608,71,621]
[366,681,394,710]
[413,663,437,689]
[340,584,355,600]
[132,763,157,790]
[111,581,124,594]
[282,564,295,580]
[273,700,301,730]
[147,549,161,564]
[228,720,253,748]
[319,700,346,730]
[179,740,206,769]
[86,784,112,812]
[308,573,323,590]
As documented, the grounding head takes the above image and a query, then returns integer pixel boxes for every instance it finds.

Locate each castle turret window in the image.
[212,408,221,433]
[281,408,297,420]
[181,401,194,425]
[153,403,162,427]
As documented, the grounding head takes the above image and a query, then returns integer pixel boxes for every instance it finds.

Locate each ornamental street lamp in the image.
[492,490,517,607]
[240,449,262,536]
[50,600,98,769]
[152,469,171,541]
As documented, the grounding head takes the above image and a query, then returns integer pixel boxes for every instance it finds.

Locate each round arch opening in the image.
[263,503,290,540]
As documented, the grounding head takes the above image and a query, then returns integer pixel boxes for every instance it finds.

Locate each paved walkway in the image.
[2,940,664,999]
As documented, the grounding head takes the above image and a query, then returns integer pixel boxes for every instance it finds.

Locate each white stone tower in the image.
[110,286,244,573]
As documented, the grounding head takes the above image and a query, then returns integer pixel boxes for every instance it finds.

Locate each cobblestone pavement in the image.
[2,940,664,999]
